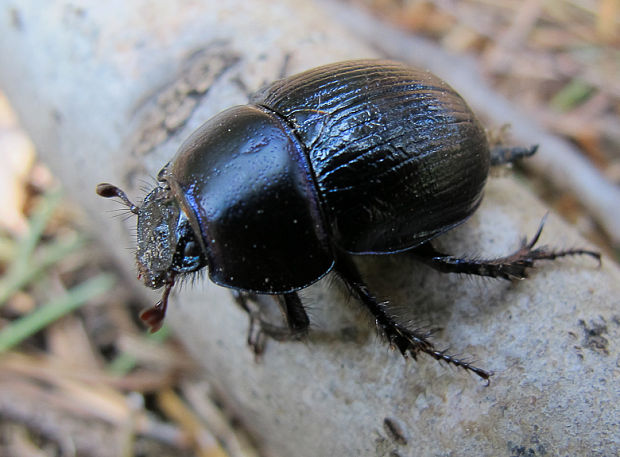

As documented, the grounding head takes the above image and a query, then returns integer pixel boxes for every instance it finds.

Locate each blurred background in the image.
[0,0,618,456]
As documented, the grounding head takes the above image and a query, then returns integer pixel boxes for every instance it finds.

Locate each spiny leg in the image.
[232,291,309,355]
[333,252,492,383]
[410,215,601,280]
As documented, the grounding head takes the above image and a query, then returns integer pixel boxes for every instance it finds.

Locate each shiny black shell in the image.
[143,59,490,295]
[252,60,490,253]
[164,105,333,293]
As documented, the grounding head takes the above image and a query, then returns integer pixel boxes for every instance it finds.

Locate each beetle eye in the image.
[172,237,205,273]
[183,240,200,258]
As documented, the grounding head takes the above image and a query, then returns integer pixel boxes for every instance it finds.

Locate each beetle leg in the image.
[490,144,538,165]
[276,292,310,336]
[232,291,309,356]
[410,216,600,280]
[232,291,266,354]
[333,252,493,383]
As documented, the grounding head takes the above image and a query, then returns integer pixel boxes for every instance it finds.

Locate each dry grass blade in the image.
[182,381,261,457]
[157,388,231,457]
[0,353,191,452]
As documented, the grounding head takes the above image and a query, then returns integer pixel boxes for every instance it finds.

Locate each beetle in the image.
[97,59,599,382]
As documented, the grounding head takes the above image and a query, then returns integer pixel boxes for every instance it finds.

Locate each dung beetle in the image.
[97,59,599,382]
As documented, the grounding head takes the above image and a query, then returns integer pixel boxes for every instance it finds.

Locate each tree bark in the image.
[1,1,618,456]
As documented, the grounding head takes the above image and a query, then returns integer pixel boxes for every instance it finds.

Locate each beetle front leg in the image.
[333,252,492,383]
[410,216,600,280]
[232,291,309,356]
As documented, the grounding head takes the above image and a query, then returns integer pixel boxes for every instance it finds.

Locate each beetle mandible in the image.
[97,60,599,382]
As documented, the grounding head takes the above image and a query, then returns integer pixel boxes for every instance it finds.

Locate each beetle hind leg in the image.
[232,291,309,355]
[490,144,538,165]
[333,253,493,383]
[410,215,600,280]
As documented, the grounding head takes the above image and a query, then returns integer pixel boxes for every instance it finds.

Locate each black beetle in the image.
[97,60,599,382]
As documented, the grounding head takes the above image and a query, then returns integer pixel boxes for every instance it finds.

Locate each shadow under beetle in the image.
[97,60,600,383]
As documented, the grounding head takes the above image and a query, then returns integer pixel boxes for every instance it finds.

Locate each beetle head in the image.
[136,184,206,288]
[96,182,206,290]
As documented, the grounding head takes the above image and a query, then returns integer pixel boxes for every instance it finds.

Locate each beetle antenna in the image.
[96,183,139,214]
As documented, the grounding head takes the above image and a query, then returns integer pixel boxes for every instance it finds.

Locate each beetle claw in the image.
[499,216,601,278]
